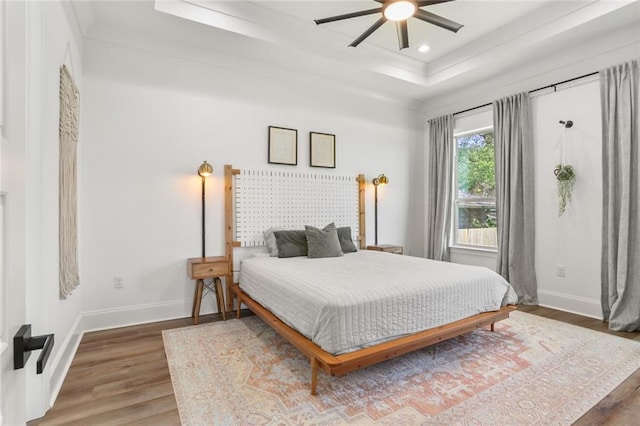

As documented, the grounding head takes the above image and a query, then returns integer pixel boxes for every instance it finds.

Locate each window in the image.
[453,127,497,249]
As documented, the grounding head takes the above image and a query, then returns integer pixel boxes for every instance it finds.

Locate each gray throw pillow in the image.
[274,230,308,258]
[305,223,344,258]
[263,227,285,256]
[337,226,358,253]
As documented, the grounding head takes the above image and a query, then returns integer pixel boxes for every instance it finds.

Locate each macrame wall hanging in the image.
[59,64,80,299]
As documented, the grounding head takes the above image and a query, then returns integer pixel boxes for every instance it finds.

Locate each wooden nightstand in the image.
[367,244,403,255]
[187,256,229,324]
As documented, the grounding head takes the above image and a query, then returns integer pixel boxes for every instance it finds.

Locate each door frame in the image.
[0,192,7,425]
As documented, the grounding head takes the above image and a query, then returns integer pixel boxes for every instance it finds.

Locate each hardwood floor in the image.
[30,306,640,425]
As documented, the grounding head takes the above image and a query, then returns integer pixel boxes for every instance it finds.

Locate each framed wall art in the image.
[268,126,298,166]
[310,132,335,168]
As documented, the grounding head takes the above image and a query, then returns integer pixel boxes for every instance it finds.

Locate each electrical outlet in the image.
[114,276,124,289]
[556,265,566,278]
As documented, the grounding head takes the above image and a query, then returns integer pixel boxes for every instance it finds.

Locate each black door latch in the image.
[14,324,54,374]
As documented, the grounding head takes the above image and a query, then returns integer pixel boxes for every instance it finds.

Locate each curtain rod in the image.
[453,71,600,116]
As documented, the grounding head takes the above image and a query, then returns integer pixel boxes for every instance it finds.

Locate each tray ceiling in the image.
[74,0,640,108]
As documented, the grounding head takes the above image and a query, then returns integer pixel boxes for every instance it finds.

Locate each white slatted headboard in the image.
[235,169,361,246]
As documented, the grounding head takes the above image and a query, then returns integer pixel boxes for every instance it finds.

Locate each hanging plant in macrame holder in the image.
[554,163,575,216]
[554,120,576,216]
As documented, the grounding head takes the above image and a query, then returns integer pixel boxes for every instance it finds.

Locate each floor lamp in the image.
[372,173,388,245]
[197,161,213,258]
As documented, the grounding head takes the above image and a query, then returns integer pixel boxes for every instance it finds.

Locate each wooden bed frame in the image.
[223,164,516,395]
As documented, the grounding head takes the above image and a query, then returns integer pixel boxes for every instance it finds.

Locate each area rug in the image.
[163,312,640,425]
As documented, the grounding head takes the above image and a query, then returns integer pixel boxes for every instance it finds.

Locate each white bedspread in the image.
[240,251,518,354]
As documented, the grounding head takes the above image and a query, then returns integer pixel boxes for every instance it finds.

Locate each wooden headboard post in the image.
[357,174,366,249]
[224,164,240,311]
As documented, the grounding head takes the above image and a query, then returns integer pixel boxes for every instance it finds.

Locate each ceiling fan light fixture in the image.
[314,0,463,50]
[383,1,417,21]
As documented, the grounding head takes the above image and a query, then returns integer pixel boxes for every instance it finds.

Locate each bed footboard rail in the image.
[332,305,516,376]
[235,283,516,395]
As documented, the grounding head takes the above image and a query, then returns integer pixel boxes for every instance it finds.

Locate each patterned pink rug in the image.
[163,311,640,425]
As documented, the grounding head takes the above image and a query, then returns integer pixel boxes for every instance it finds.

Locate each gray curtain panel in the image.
[600,59,640,331]
[493,93,538,304]
[426,115,454,261]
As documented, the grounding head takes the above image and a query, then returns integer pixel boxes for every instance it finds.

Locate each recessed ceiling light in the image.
[418,44,430,53]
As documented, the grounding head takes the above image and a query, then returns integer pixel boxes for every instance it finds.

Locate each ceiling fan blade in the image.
[396,21,409,50]
[414,9,463,33]
[315,8,382,25]
[417,0,456,6]
[349,16,387,47]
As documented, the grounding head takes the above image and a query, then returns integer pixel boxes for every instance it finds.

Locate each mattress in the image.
[239,250,518,354]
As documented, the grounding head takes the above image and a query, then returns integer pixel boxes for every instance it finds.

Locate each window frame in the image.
[452,126,497,251]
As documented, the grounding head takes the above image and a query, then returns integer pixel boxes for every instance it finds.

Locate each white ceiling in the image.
[74,0,640,108]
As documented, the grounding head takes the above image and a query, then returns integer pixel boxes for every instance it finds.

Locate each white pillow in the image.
[251,252,271,258]
[263,227,285,256]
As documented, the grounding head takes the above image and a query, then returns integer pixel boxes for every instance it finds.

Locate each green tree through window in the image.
[454,129,497,248]
[457,132,495,198]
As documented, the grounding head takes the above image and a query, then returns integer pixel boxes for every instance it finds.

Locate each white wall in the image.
[424,22,639,319]
[38,1,85,409]
[80,38,423,330]
[1,0,84,420]
[532,80,603,317]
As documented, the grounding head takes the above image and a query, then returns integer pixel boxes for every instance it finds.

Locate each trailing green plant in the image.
[554,164,576,216]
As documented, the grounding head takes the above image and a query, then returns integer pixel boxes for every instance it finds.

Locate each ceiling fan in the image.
[314,0,463,50]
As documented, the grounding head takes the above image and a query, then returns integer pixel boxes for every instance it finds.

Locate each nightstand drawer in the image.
[191,262,228,278]
[187,256,229,279]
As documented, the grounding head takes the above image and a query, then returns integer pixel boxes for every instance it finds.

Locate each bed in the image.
[223,165,517,394]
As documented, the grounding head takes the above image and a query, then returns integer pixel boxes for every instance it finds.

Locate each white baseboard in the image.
[48,313,83,408]
[82,298,216,333]
[537,289,603,320]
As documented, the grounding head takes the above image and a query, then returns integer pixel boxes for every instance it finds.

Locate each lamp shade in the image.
[373,174,389,186]
[198,161,213,177]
